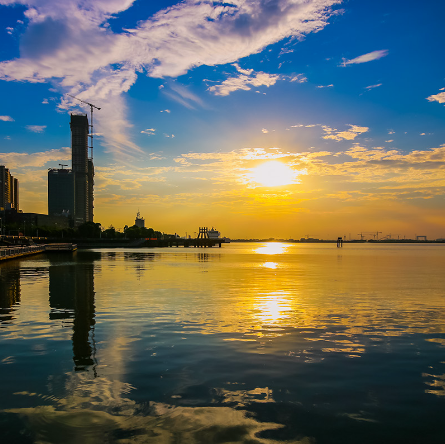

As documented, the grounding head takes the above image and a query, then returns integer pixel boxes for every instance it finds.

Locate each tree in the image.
[77,222,101,238]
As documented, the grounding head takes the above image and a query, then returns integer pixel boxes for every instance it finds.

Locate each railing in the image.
[0,245,45,259]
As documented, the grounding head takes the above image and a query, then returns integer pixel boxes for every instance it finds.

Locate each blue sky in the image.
[0,0,444,238]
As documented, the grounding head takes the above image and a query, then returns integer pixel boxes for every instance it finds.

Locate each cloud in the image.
[0,147,70,168]
[289,74,307,83]
[141,128,155,135]
[322,124,369,141]
[208,70,281,96]
[427,91,445,104]
[207,63,306,96]
[162,82,204,109]
[341,50,388,66]
[26,124,46,132]
[316,84,334,88]
[160,109,170,113]
[0,115,14,121]
[42,98,49,104]
[365,83,382,90]
[262,128,269,133]
[0,0,341,157]
[6,26,14,34]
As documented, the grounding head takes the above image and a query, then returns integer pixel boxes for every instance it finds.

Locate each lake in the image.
[1,243,445,443]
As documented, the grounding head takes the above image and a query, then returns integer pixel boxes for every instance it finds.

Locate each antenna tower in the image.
[66,94,101,160]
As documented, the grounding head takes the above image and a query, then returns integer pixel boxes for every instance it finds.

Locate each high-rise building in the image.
[70,114,93,226]
[48,168,75,217]
[0,165,19,211]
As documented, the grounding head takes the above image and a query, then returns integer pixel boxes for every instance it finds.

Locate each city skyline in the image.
[0,0,444,239]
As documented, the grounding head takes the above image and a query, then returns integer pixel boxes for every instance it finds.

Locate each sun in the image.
[250,161,297,187]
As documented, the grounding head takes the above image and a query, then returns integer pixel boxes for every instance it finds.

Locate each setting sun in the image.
[250,161,298,187]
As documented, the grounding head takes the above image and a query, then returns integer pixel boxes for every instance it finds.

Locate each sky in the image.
[0,0,444,239]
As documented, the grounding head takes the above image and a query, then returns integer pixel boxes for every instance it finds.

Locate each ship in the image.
[208,227,230,243]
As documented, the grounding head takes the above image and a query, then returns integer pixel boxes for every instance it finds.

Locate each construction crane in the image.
[360,231,383,240]
[59,164,68,169]
[66,94,101,159]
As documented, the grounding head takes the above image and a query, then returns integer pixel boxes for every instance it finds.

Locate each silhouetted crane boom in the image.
[66,94,101,159]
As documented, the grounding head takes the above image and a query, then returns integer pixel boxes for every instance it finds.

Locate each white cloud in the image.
[427,91,445,104]
[160,109,171,113]
[316,84,334,88]
[0,115,14,121]
[385,140,393,143]
[342,50,388,66]
[262,128,269,133]
[6,26,14,34]
[141,128,155,136]
[42,98,49,104]
[26,124,46,133]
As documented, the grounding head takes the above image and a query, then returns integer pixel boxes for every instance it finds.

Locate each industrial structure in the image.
[0,165,19,211]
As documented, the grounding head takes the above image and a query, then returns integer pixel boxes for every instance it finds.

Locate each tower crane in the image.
[59,164,68,169]
[66,94,101,159]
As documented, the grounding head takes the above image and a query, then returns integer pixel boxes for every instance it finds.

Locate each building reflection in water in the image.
[0,264,21,325]
[49,257,96,372]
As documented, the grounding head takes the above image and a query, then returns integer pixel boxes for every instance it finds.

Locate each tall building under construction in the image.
[48,114,94,225]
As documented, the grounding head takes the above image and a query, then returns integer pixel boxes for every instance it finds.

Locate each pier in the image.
[0,245,46,261]
[0,243,77,262]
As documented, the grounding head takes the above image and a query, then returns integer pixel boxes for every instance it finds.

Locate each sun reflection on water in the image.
[262,262,278,269]
[254,292,292,325]
[254,243,289,255]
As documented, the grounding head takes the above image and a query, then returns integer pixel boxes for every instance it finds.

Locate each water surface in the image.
[1,243,444,443]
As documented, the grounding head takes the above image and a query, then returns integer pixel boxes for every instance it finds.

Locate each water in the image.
[1,243,445,443]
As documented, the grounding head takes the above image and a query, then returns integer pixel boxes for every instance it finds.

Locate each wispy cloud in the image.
[341,50,389,67]
[262,128,269,134]
[26,125,46,133]
[0,115,14,121]
[141,128,155,136]
[162,82,204,109]
[365,83,382,90]
[316,84,334,88]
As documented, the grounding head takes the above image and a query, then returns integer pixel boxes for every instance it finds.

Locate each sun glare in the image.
[250,161,297,187]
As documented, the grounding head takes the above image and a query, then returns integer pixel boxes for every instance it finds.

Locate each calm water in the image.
[1,243,445,443]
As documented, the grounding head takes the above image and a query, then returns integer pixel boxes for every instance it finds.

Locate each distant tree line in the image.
[2,221,164,240]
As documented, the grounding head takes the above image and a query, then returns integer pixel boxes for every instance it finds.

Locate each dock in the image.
[0,243,77,262]
[0,245,46,261]
[44,243,78,252]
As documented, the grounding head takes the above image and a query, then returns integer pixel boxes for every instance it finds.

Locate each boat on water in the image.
[208,227,230,243]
